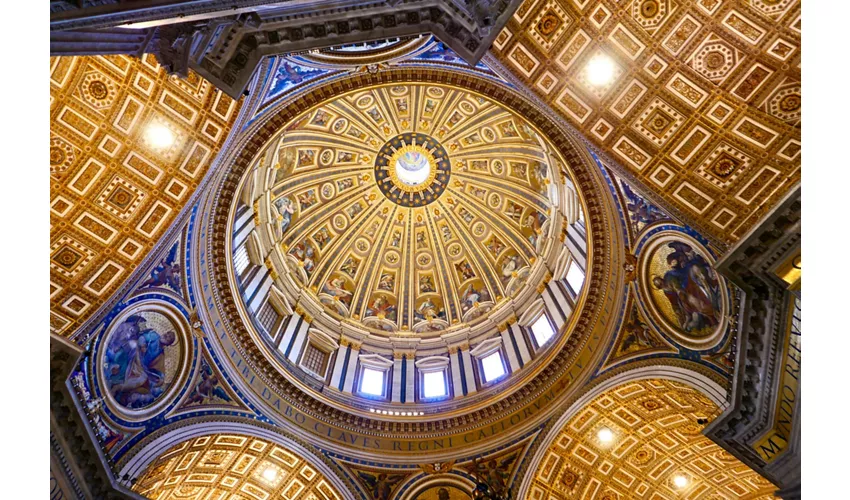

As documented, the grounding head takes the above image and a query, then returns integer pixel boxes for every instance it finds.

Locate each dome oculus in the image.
[395,150,430,186]
[375,132,450,207]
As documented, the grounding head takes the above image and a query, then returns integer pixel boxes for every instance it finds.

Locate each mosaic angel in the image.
[312,227,332,250]
[622,182,667,231]
[419,275,435,293]
[141,242,180,291]
[456,261,476,281]
[357,472,403,500]
[273,196,295,235]
[377,273,395,291]
[340,256,359,278]
[321,277,352,304]
[486,237,505,257]
[185,361,232,406]
[298,190,317,210]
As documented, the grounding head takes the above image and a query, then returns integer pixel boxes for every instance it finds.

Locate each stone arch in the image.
[397,473,476,500]
[517,363,728,499]
[118,417,355,500]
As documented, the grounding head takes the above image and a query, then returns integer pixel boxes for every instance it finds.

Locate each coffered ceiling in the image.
[528,378,778,499]
[493,0,800,243]
[132,434,343,500]
[50,54,241,336]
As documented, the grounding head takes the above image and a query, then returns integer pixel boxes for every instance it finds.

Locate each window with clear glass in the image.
[566,262,585,293]
[422,370,447,398]
[360,367,385,396]
[531,314,555,347]
[481,351,506,383]
[234,243,250,276]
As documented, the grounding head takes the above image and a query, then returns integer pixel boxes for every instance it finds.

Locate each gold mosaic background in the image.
[133,434,342,500]
[49,55,241,336]
[529,379,776,499]
[494,0,801,243]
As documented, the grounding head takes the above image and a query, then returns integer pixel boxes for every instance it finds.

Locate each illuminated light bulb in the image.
[145,123,175,149]
[673,475,688,488]
[262,467,277,481]
[369,408,375,413]
[597,427,614,443]
[585,54,616,86]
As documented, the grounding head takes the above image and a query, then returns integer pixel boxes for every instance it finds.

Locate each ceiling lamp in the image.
[262,467,277,482]
[145,123,175,149]
[673,474,688,488]
[597,427,614,443]
[585,54,616,87]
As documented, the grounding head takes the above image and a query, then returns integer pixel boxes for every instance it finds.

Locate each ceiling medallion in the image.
[374,132,450,207]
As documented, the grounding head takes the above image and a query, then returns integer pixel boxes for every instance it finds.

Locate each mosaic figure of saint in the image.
[651,241,722,333]
[103,314,177,409]
[289,241,316,276]
[366,296,397,320]
[461,283,490,312]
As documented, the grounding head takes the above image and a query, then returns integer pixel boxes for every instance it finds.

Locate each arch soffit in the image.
[516,362,728,499]
[117,418,356,500]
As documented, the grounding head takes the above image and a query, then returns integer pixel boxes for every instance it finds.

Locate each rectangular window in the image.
[300,343,329,377]
[566,262,585,294]
[234,243,250,277]
[423,371,447,398]
[257,301,279,335]
[481,351,506,383]
[360,367,385,396]
[531,314,555,347]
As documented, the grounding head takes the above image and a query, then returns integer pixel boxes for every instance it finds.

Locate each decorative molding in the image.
[51,1,526,97]
[705,185,801,493]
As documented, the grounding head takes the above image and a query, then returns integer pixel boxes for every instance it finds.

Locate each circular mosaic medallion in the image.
[638,232,729,350]
[374,132,450,207]
[384,250,401,267]
[98,303,190,419]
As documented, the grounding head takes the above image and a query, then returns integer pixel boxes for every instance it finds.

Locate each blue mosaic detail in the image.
[265,60,329,104]
[413,42,491,72]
